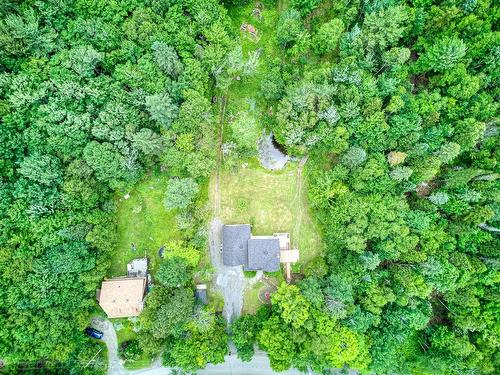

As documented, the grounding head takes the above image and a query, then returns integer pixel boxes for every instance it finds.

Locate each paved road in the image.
[128,350,304,375]
[200,350,304,375]
[91,317,127,375]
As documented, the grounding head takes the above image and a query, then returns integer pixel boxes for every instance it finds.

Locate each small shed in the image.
[195,284,208,305]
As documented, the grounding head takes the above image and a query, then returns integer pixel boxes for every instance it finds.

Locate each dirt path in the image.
[214,95,227,217]
[292,155,308,249]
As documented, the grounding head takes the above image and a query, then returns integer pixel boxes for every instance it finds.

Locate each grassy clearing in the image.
[212,160,323,266]
[111,172,181,277]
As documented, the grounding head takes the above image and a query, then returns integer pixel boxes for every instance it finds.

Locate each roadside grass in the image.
[111,172,181,277]
[212,160,324,266]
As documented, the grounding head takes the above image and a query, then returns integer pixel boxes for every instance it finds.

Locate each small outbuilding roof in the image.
[98,277,146,318]
[127,258,148,278]
[222,224,251,266]
[247,236,280,272]
[195,284,208,305]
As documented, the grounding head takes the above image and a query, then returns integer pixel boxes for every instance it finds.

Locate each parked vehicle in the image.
[85,327,103,339]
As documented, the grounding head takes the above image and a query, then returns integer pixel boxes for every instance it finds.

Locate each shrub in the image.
[120,340,143,361]
[165,178,199,210]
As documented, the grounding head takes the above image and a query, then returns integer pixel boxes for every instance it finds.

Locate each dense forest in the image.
[0,0,232,372]
[232,0,499,374]
[0,0,498,374]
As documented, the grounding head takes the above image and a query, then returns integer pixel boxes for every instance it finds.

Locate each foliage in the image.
[230,112,260,152]
[231,307,269,362]
[1,0,499,373]
[0,0,231,370]
[263,0,499,374]
[163,314,228,372]
[291,0,321,15]
[120,340,143,362]
[164,178,200,210]
[313,18,345,55]
[156,256,193,288]
[145,93,179,129]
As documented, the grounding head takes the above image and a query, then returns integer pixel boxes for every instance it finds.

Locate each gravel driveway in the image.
[210,218,263,324]
[210,218,245,323]
[91,317,127,375]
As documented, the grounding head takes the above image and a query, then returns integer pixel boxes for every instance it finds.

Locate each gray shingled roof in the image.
[222,224,251,266]
[246,237,280,272]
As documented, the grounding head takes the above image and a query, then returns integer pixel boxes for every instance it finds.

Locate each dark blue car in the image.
[85,327,103,339]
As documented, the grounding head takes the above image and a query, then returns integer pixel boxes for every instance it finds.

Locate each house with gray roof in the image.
[222,224,251,267]
[222,224,280,272]
[247,236,280,272]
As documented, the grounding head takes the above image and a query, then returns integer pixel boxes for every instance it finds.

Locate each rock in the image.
[258,131,289,170]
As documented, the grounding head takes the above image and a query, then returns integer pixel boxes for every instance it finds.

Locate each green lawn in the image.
[212,160,324,266]
[112,318,154,370]
[243,281,265,314]
[111,172,181,277]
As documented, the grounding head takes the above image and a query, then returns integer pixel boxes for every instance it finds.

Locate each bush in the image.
[237,198,249,213]
[120,340,143,361]
[165,178,199,210]
[156,256,192,288]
